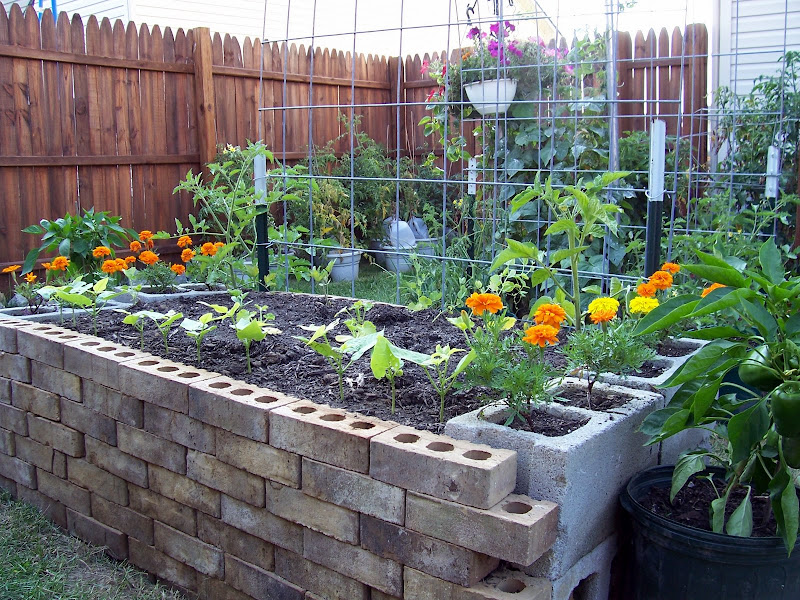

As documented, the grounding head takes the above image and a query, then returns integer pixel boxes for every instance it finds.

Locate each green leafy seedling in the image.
[420,345,476,422]
[181,313,218,362]
[143,310,184,355]
[119,310,148,350]
[234,309,281,373]
[368,336,429,415]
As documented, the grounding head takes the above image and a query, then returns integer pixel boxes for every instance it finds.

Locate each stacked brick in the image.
[0,319,558,600]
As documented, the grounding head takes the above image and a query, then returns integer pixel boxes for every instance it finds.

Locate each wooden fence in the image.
[0,3,707,267]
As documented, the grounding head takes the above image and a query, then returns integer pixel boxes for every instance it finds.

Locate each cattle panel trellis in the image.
[0,3,707,269]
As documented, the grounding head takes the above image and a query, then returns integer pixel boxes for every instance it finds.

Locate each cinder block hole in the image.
[463,450,492,461]
[81,341,101,347]
[350,421,375,430]
[255,396,277,404]
[139,360,159,367]
[98,346,116,352]
[115,352,135,358]
[427,442,454,452]
[231,388,254,396]
[157,366,179,373]
[319,414,346,422]
[497,579,527,593]
[35,326,52,331]
[569,573,596,600]
[178,372,200,378]
[502,501,532,514]
[61,335,80,341]
[210,382,232,389]
[395,433,419,443]
[293,406,317,414]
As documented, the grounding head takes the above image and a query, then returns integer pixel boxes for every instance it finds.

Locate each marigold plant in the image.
[522,324,559,348]
[2,265,21,274]
[465,292,504,316]
[637,282,656,298]
[138,251,159,266]
[629,296,659,315]
[101,260,120,274]
[24,273,36,283]
[701,282,726,298]
[661,261,680,274]
[92,246,112,258]
[129,240,142,253]
[533,303,567,328]
[177,235,193,249]
[171,264,186,276]
[181,249,195,263]
[50,256,69,271]
[200,242,218,257]
[649,270,673,291]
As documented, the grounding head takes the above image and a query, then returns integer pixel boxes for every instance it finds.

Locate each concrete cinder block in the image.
[360,514,498,587]
[67,457,129,505]
[15,435,54,471]
[60,398,117,445]
[404,566,552,600]
[66,507,128,559]
[142,403,216,453]
[37,468,90,514]
[31,360,81,402]
[197,578,253,600]
[149,464,220,517]
[197,512,275,571]
[17,484,66,528]
[370,426,517,510]
[153,521,224,578]
[547,535,616,600]
[0,352,30,382]
[0,402,28,435]
[0,472,17,496]
[302,458,405,525]
[63,337,149,390]
[216,429,300,488]
[82,380,143,428]
[406,492,558,566]
[128,536,197,591]
[84,436,148,488]
[225,554,305,600]
[303,529,402,597]
[0,428,15,455]
[120,356,217,413]
[265,480,359,544]
[270,399,396,474]
[27,414,84,457]
[187,450,264,507]
[128,484,196,536]
[275,548,369,600]
[11,381,60,420]
[117,423,186,474]
[0,453,37,487]
[188,376,295,442]
[220,494,303,554]
[0,376,10,403]
[16,324,85,369]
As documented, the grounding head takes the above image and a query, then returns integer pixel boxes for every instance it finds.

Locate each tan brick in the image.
[64,338,149,390]
[153,521,223,577]
[275,548,368,600]
[28,414,84,457]
[149,464,220,517]
[60,398,117,445]
[18,484,67,528]
[404,567,553,600]
[220,494,303,554]
[37,468,90,513]
[216,429,300,487]
[360,514,498,586]
[120,356,217,413]
[31,360,81,402]
[0,453,36,487]
[143,403,215,453]
[15,435,53,471]
[0,352,30,382]
[117,423,186,474]
[0,402,28,434]
[403,568,454,600]
[368,589,401,600]
[302,458,404,525]
[270,400,396,474]
[83,380,143,428]
[66,508,128,559]
[187,450,264,506]
[128,484,196,536]
[16,324,85,368]
[52,451,67,478]
[0,376,10,403]
[67,456,128,505]
[128,537,197,590]
[370,426,517,509]
[0,320,22,353]
[225,555,305,600]
[85,436,148,487]
[0,427,15,455]
[11,381,60,420]
[0,472,17,497]
[265,481,358,544]
[91,493,153,545]
[197,512,275,571]
[198,578,253,600]
[406,492,558,566]
[303,529,402,596]
[189,376,295,442]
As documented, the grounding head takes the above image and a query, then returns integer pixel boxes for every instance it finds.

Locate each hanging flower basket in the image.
[463,78,517,116]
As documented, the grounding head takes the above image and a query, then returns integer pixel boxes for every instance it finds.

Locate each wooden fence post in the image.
[193,27,216,179]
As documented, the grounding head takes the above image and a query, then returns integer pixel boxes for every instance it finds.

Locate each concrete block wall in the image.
[0,319,559,600]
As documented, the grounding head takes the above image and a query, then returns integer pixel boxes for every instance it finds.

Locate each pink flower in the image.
[564,64,575,75]
[467,26,480,40]
[544,47,556,58]
[504,20,515,32]
[489,22,500,35]
[421,59,430,75]
[508,40,523,57]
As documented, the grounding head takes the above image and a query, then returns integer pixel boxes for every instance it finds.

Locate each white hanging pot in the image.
[463,78,518,116]
[327,249,362,282]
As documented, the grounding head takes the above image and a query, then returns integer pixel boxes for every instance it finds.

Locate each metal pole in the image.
[645,119,666,277]
[254,154,269,291]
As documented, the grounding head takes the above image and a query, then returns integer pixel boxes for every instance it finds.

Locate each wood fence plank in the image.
[56,12,78,219]
[0,6,16,158]
[657,28,677,134]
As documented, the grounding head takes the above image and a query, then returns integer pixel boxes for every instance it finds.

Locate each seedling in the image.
[419,345,476,422]
[336,300,376,337]
[308,260,335,301]
[118,310,148,350]
[369,335,428,415]
[234,309,281,373]
[43,277,124,334]
[181,312,217,362]
[144,310,184,355]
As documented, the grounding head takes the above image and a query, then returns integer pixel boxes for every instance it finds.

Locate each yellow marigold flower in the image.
[2,265,21,274]
[534,303,567,328]
[465,292,504,316]
[125,256,137,264]
[177,235,193,249]
[51,256,70,271]
[522,324,559,348]
[170,264,186,276]
[661,262,680,274]
[590,308,618,324]
[629,296,659,315]
[138,230,154,242]
[101,259,121,274]
[201,242,218,257]
[637,282,656,298]
[129,240,142,253]
[181,249,195,263]
[24,273,37,283]
[649,270,673,291]
[138,250,159,266]
[92,246,112,258]
[588,297,619,315]
[701,282,726,298]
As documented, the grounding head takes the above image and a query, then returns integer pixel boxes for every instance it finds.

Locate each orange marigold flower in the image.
[661,262,680,274]
[138,250,159,266]
[125,256,137,264]
[637,282,657,298]
[92,246,112,258]
[146,239,154,249]
[2,265,21,274]
[214,241,225,248]
[201,242,218,257]
[51,256,70,271]
[649,270,673,291]
[129,240,142,253]
[181,249,195,263]
[590,308,618,324]
[101,259,121,274]
[114,258,128,270]
[24,273,37,283]
[138,230,154,242]
[177,235,193,249]
[170,264,186,276]
[701,282,726,298]
[42,262,52,270]
[465,292,504,316]
[522,324,559,348]
[534,303,567,328]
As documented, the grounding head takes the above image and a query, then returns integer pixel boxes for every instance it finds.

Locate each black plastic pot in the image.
[620,465,800,600]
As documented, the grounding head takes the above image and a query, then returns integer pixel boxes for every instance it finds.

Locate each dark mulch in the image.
[556,385,633,411]
[657,338,697,358]
[506,408,590,436]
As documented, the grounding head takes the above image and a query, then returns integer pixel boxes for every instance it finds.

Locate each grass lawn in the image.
[0,489,184,600]
[273,260,407,304]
